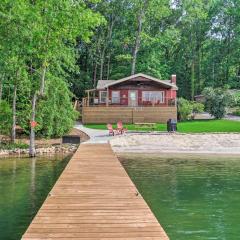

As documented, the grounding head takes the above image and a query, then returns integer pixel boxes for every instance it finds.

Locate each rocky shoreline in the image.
[0,127,90,158]
[0,144,78,157]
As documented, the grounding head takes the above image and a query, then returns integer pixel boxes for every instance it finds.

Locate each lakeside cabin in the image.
[82,73,178,124]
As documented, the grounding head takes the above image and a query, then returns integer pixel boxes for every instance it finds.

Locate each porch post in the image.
[106,87,109,107]
[87,91,90,107]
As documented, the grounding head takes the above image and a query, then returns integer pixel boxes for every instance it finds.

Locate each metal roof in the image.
[96,73,178,90]
[96,80,116,90]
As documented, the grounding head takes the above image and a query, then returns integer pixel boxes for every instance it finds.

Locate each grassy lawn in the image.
[84,120,240,133]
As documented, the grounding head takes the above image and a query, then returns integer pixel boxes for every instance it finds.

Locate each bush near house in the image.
[234,92,240,106]
[233,108,240,116]
[232,93,240,116]
[192,102,205,118]
[202,87,234,119]
[177,98,204,121]
[177,98,193,121]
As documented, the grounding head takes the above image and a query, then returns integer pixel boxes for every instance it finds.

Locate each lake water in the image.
[0,154,71,240]
[121,154,240,240]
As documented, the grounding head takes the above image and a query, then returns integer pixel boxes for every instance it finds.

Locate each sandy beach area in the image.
[110,133,240,154]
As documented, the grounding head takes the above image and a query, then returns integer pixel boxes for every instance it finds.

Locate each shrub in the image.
[233,108,240,116]
[0,142,28,150]
[235,93,240,106]
[192,102,205,118]
[0,100,12,135]
[36,76,78,138]
[177,98,205,121]
[177,98,193,121]
[202,87,234,119]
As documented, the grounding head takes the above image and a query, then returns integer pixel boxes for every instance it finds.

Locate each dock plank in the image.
[22,143,169,239]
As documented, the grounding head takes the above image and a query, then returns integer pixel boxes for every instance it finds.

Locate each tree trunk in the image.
[225,16,232,84]
[199,45,204,91]
[40,63,47,96]
[191,61,195,100]
[106,54,111,80]
[197,43,202,93]
[93,61,98,88]
[131,12,143,75]
[0,80,2,101]
[11,85,17,143]
[29,62,47,157]
[99,53,105,80]
[212,61,215,82]
[29,93,37,158]
[99,18,115,80]
[131,0,148,75]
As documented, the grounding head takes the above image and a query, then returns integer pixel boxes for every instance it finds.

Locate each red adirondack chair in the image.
[117,121,127,134]
[107,124,115,136]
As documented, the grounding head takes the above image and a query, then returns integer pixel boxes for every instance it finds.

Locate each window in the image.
[142,91,165,103]
[111,91,120,104]
[99,91,107,103]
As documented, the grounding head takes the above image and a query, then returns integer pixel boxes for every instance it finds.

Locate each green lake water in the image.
[121,154,240,240]
[0,154,71,240]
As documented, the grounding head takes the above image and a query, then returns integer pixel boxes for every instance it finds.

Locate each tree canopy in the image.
[0,0,103,140]
[0,0,240,142]
[70,0,240,99]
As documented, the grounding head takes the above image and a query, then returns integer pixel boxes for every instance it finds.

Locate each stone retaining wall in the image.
[0,144,78,157]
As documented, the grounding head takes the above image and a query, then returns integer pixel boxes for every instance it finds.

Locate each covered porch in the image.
[81,73,178,124]
[83,88,177,107]
[83,73,178,107]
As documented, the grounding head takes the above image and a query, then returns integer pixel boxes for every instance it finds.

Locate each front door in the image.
[128,90,138,107]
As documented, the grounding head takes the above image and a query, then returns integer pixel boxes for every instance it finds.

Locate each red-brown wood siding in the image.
[106,88,175,106]
[98,79,177,106]
[166,89,177,99]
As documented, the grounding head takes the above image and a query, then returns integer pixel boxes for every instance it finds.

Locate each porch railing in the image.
[82,97,177,107]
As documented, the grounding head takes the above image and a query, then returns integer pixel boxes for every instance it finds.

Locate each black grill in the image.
[167,119,177,132]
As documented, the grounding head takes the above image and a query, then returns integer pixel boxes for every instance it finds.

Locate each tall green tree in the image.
[0,0,103,155]
[1,0,240,148]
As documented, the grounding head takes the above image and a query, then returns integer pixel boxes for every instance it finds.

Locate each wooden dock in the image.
[22,143,169,240]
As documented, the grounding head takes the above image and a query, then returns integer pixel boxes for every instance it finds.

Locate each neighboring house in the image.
[194,94,205,103]
[82,73,178,124]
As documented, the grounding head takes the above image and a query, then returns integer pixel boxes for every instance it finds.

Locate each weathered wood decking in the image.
[82,106,177,124]
[22,143,169,240]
